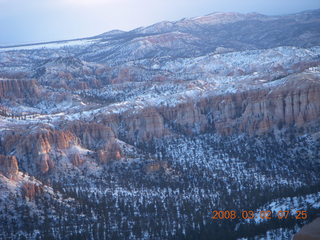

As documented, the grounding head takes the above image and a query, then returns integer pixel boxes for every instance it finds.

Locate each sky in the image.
[0,0,319,46]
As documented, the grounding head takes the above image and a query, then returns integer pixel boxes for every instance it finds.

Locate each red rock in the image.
[97,142,122,163]
[70,153,85,166]
[21,182,44,200]
[67,121,115,149]
[4,128,77,174]
[144,161,168,173]
[0,79,39,100]
[0,155,19,179]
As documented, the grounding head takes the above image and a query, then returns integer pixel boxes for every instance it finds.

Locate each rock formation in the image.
[21,182,44,200]
[0,155,19,179]
[70,153,85,166]
[67,121,116,149]
[97,142,122,163]
[0,79,39,100]
[1,121,123,175]
[94,73,320,143]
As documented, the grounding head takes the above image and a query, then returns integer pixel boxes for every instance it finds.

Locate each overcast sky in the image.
[0,0,319,45]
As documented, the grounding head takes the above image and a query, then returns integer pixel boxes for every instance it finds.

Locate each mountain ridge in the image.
[0,8,319,49]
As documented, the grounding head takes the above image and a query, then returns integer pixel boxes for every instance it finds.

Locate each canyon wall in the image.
[2,122,121,175]
[1,74,319,177]
[0,79,40,100]
[0,155,19,179]
[99,73,320,142]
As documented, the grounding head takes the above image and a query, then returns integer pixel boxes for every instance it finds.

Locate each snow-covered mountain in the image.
[0,9,320,240]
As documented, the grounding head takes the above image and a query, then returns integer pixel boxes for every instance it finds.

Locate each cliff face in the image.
[4,74,317,176]
[193,74,320,135]
[67,121,122,163]
[0,155,19,179]
[96,73,320,143]
[4,129,76,174]
[67,121,116,149]
[97,142,122,164]
[0,79,39,100]
[21,182,44,200]
[206,74,320,135]
[121,108,169,142]
[2,122,121,175]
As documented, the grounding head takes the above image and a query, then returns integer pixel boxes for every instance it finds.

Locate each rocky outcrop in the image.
[21,182,44,200]
[70,153,85,166]
[97,142,122,163]
[67,121,115,149]
[2,122,122,175]
[156,73,320,136]
[213,74,320,135]
[68,121,122,163]
[38,153,55,174]
[0,155,19,179]
[0,79,39,101]
[97,73,320,143]
[35,57,110,90]
[3,128,77,174]
[144,161,168,173]
[16,73,315,171]
[121,108,168,142]
[97,108,170,144]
